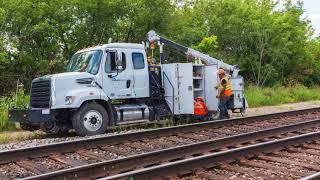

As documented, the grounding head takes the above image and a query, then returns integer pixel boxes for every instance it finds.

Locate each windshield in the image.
[67,50,102,74]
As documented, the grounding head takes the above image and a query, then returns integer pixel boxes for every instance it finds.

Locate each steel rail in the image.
[22,118,320,180]
[102,131,320,180]
[0,107,318,165]
[300,172,320,180]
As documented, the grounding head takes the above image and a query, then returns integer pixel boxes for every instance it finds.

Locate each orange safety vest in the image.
[219,76,232,97]
[194,101,208,116]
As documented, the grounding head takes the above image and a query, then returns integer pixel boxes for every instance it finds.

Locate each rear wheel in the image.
[209,109,220,120]
[72,102,109,136]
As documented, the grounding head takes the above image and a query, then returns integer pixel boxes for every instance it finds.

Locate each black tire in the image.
[40,122,61,135]
[210,109,220,120]
[72,102,109,136]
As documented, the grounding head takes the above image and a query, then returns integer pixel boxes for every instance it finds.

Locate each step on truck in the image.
[9,31,247,136]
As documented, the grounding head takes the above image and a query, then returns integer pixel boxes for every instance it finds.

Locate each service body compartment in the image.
[162,63,245,115]
[230,76,245,109]
[162,63,194,115]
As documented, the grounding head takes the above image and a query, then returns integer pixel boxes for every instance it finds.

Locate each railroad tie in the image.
[311,141,320,146]
[197,171,228,180]
[177,133,207,141]
[257,155,320,171]
[288,148,320,157]
[76,149,108,161]
[0,174,9,180]
[238,159,310,177]
[16,160,50,175]
[272,151,318,164]
[125,142,147,150]
[301,144,320,151]
[218,164,272,180]
[100,145,133,156]
[197,130,219,138]
[49,154,88,167]
[165,136,185,143]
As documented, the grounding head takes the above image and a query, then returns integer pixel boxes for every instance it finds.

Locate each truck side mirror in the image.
[116,51,123,72]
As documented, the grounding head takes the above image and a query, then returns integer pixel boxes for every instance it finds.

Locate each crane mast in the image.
[147,30,240,77]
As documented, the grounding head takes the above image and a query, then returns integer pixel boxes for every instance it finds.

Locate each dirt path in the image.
[234,100,320,117]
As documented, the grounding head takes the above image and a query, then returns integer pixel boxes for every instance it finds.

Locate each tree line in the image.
[0,0,319,95]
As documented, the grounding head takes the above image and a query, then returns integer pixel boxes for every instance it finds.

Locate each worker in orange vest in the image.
[217,68,232,119]
[194,97,208,121]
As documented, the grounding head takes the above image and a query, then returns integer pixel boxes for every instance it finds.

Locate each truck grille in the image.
[30,79,51,108]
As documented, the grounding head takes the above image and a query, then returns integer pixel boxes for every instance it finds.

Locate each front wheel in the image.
[72,102,109,136]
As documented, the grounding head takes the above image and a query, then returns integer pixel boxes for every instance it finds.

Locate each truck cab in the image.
[10,43,156,136]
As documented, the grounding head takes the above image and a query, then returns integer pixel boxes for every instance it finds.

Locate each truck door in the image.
[177,63,194,114]
[204,65,219,111]
[131,51,149,98]
[103,49,133,99]
[162,63,193,115]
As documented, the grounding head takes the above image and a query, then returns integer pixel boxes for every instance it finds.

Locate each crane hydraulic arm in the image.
[147,30,240,77]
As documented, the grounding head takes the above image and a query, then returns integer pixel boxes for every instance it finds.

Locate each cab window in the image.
[132,53,145,69]
[105,51,116,73]
[121,52,126,70]
[105,51,126,73]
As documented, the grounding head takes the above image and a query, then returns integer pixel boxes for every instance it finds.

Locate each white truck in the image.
[9,31,247,136]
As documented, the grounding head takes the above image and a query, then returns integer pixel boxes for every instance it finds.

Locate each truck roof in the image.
[77,43,145,53]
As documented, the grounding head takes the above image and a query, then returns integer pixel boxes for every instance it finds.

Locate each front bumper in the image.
[9,108,56,123]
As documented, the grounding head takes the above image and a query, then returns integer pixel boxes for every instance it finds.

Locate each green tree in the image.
[193,35,218,56]
[184,0,312,87]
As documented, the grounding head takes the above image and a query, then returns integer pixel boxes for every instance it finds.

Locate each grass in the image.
[0,130,45,144]
[246,85,320,108]
[0,89,29,131]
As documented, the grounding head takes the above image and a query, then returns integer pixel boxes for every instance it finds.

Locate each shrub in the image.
[0,89,29,131]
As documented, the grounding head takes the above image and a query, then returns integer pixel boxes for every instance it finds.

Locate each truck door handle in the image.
[107,75,112,78]
[126,80,131,88]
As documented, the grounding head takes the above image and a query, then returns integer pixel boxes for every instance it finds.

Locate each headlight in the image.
[65,96,75,105]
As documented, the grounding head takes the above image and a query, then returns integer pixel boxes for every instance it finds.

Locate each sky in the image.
[302,0,320,36]
[279,0,320,37]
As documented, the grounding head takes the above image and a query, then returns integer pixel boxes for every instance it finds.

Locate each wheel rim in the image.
[83,110,103,132]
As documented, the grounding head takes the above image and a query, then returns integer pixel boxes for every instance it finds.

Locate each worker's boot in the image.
[220,114,228,119]
[225,111,230,119]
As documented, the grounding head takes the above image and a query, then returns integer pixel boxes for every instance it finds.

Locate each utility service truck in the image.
[9,31,247,136]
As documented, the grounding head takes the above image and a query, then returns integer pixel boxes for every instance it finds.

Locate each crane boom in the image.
[147,30,240,77]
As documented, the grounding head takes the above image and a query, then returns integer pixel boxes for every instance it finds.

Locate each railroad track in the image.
[1,108,320,179]
[103,130,320,180]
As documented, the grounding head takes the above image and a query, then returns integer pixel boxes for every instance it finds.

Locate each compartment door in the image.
[230,76,245,109]
[204,65,219,111]
[162,64,178,114]
[177,63,194,114]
